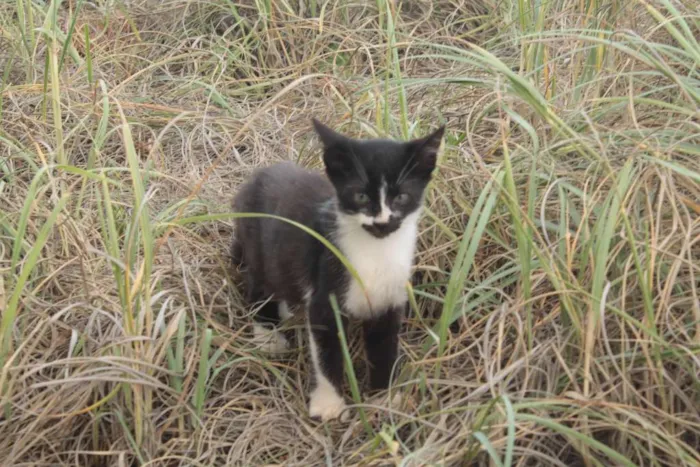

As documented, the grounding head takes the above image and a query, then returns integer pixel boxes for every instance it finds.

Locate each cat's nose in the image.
[371,221,398,237]
[373,222,391,233]
[363,217,400,238]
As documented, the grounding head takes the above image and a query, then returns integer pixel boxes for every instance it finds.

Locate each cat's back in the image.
[233,161,333,214]
[232,162,334,303]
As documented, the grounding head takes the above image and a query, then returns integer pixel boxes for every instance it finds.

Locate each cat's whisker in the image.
[232,119,444,422]
[397,160,419,185]
[349,147,369,183]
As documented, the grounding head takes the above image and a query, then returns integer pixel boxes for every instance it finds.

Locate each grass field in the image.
[1,0,699,465]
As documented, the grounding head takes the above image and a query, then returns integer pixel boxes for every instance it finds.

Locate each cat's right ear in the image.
[313,119,352,176]
[405,125,445,177]
[312,118,345,148]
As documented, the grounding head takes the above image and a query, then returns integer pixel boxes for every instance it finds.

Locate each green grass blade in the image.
[517,413,636,466]
[433,170,504,369]
[329,294,371,435]
[1,193,70,364]
[192,328,212,427]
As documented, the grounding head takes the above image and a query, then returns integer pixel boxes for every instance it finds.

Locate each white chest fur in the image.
[335,211,419,319]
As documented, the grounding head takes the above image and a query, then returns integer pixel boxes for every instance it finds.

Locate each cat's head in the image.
[312,119,445,239]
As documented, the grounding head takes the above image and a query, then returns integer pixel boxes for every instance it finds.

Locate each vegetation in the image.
[0,0,698,465]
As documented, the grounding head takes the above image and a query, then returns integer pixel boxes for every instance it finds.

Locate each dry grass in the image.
[1,0,699,465]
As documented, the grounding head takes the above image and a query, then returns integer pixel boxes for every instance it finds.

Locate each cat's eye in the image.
[353,193,370,205]
[394,193,411,205]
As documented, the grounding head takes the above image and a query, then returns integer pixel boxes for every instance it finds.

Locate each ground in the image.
[0,0,699,465]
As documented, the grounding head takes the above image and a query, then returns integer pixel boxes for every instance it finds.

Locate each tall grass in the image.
[0,0,698,465]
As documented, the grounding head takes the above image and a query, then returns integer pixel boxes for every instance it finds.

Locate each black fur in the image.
[231,120,444,418]
[314,118,443,238]
[232,162,335,306]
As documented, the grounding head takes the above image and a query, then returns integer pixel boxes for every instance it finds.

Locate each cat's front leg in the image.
[363,305,402,391]
[307,299,348,421]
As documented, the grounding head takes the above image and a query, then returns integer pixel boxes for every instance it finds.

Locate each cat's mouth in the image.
[362,222,400,238]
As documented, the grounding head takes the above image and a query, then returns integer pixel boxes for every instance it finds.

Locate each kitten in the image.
[231,119,445,421]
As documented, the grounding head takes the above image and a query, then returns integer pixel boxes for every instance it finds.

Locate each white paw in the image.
[368,390,403,408]
[252,324,289,355]
[309,384,348,422]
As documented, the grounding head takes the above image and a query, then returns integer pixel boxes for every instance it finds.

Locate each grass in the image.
[0,0,699,465]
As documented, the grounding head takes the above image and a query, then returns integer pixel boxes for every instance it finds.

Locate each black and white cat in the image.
[231,119,444,421]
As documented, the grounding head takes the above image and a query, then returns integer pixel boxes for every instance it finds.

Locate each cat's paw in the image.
[309,385,348,422]
[369,391,403,408]
[252,324,289,355]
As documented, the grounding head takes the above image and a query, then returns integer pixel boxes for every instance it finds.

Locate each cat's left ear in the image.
[313,118,354,176]
[407,126,445,174]
[312,118,346,148]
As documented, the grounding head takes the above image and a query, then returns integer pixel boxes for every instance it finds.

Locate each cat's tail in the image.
[230,193,243,267]
[230,171,260,269]
[230,235,243,267]
[229,181,242,266]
